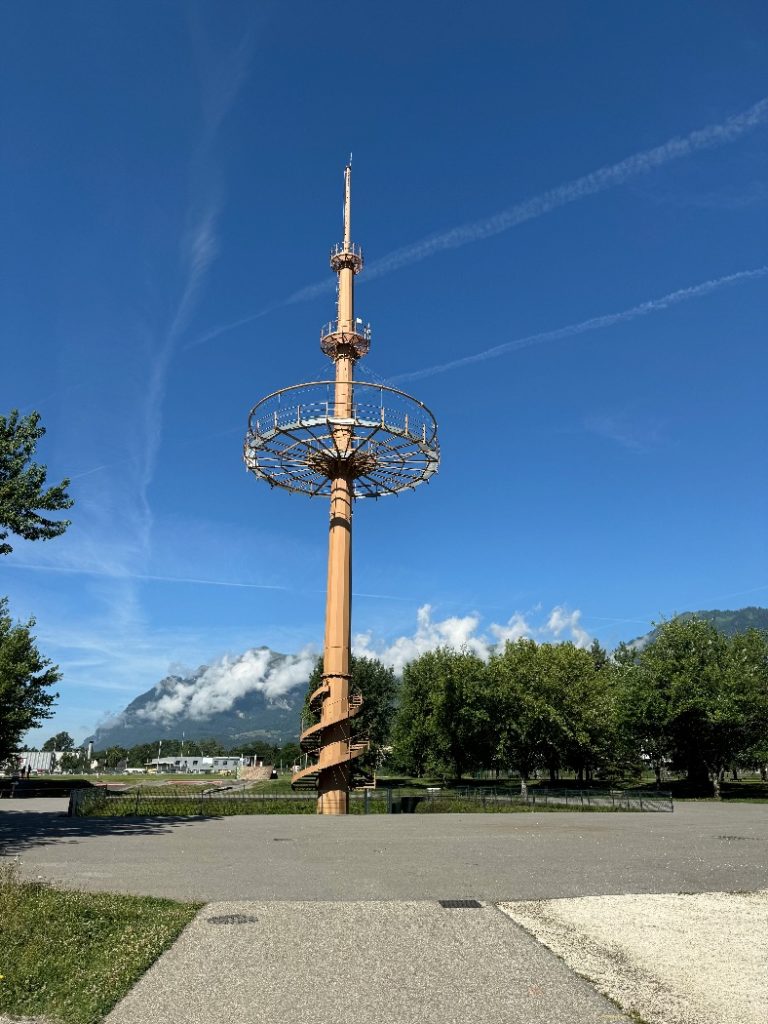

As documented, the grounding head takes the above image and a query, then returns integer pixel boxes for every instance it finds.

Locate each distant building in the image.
[16,751,60,773]
[144,755,242,774]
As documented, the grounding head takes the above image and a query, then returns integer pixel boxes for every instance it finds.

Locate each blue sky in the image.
[2,2,766,745]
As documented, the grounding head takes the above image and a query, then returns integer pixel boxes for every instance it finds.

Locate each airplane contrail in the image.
[189,95,768,348]
[392,266,768,382]
[5,560,410,601]
[364,96,768,280]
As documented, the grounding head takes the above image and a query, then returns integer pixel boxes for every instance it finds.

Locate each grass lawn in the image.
[78,788,319,816]
[0,863,201,1024]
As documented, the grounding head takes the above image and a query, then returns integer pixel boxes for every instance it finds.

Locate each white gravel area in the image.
[499,889,768,1024]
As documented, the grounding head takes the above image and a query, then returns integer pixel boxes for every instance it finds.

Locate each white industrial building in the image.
[16,751,59,773]
[144,755,242,774]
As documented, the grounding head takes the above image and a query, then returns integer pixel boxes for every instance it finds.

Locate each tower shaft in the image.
[317,165,358,815]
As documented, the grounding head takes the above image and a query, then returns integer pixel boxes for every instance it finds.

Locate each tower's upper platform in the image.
[330,241,363,274]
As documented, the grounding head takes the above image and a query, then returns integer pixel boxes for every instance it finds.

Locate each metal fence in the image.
[388,787,673,813]
[525,787,673,812]
[69,784,673,817]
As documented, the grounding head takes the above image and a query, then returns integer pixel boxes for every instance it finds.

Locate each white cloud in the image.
[490,613,534,646]
[546,606,591,649]
[353,604,489,674]
[354,603,591,672]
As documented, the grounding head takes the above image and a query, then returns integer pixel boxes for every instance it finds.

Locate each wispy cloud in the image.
[138,195,222,514]
[393,265,768,382]
[585,411,665,453]
[77,29,253,600]
[138,30,252,513]
[190,95,768,347]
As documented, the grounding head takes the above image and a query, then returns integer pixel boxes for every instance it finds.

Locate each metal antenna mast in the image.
[244,165,439,814]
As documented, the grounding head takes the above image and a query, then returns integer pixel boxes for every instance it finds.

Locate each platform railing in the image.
[320,318,372,342]
[330,241,363,259]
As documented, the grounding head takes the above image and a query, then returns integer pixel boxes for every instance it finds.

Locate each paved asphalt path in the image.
[2,800,767,901]
[103,900,633,1024]
[4,800,767,1023]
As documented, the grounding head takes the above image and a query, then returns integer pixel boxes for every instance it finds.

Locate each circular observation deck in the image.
[244,381,439,498]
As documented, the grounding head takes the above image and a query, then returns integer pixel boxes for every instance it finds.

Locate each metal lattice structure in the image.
[244,164,439,814]
[244,381,439,498]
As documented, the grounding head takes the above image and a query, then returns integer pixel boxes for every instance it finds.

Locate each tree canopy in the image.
[42,731,75,751]
[626,617,768,796]
[0,598,60,764]
[392,648,490,780]
[302,654,398,769]
[388,618,768,798]
[0,409,73,555]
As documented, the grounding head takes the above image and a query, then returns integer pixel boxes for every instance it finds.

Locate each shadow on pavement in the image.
[0,807,205,856]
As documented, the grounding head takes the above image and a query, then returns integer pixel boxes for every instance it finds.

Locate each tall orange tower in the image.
[244,165,439,814]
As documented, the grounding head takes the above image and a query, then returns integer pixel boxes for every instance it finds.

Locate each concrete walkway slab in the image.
[499,889,768,1024]
[103,901,633,1024]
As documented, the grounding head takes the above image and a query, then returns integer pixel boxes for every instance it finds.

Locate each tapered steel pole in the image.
[317,166,356,815]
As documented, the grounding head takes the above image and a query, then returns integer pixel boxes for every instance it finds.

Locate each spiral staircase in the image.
[291,685,372,792]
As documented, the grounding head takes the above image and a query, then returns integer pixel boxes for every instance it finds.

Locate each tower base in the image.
[317,763,351,815]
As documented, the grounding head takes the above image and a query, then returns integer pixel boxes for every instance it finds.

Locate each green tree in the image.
[196,737,226,757]
[553,643,617,783]
[0,598,60,764]
[59,750,89,774]
[615,645,671,788]
[302,654,398,767]
[632,617,768,798]
[588,638,610,672]
[278,741,301,767]
[390,655,433,776]
[392,648,489,780]
[486,639,568,795]
[0,410,73,555]
[350,656,398,759]
[101,745,129,769]
[126,742,156,768]
[727,628,768,781]
[485,639,619,792]
[42,730,75,751]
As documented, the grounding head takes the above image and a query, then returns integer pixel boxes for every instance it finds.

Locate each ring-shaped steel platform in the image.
[244,381,439,498]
